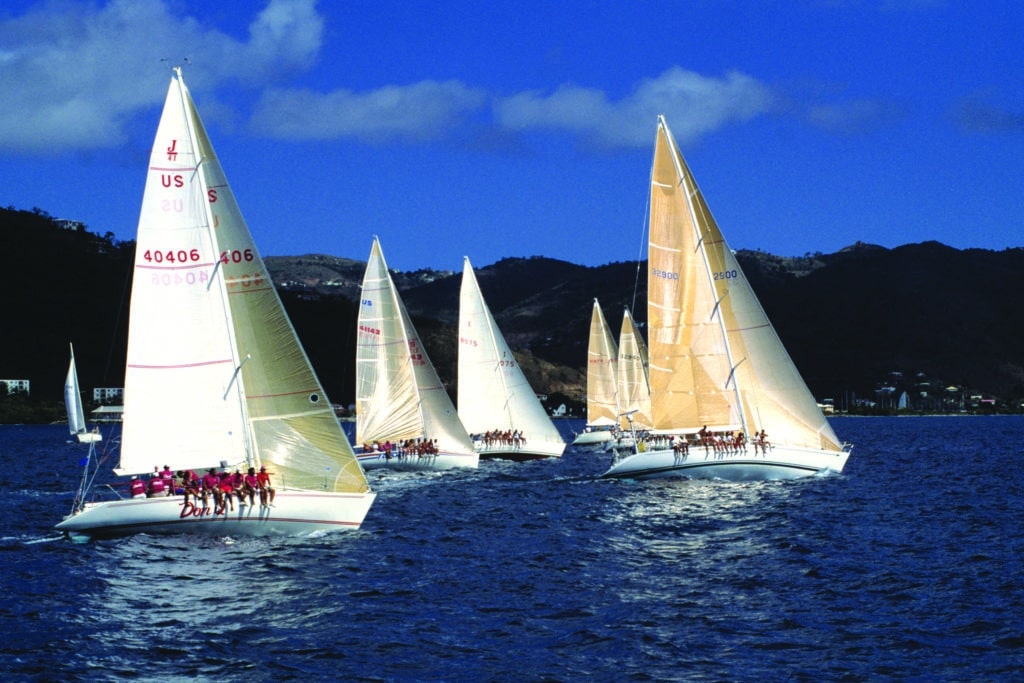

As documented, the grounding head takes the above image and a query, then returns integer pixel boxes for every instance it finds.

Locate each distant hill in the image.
[3,205,1023,417]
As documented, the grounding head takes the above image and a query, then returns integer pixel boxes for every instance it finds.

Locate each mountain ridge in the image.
[3,206,1022,415]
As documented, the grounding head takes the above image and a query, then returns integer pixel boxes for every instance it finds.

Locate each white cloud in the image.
[0,0,324,154]
[250,80,488,142]
[493,67,777,149]
[0,2,775,154]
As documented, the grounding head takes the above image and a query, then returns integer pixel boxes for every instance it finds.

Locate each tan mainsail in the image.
[616,308,652,429]
[585,299,619,427]
[647,116,841,452]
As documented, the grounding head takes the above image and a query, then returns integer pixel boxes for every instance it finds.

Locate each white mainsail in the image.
[616,308,652,430]
[57,67,374,539]
[355,237,478,470]
[457,257,565,460]
[603,115,848,480]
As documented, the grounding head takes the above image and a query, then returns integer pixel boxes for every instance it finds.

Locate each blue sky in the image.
[1,1,1021,270]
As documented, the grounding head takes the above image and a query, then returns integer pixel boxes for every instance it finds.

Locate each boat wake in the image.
[21,534,65,545]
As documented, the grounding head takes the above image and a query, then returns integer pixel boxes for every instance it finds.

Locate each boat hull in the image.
[571,429,614,448]
[475,441,565,461]
[357,449,479,471]
[55,490,377,542]
[601,444,849,482]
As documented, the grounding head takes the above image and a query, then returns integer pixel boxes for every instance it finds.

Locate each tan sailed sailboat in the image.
[605,307,653,453]
[458,257,565,460]
[571,299,620,448]
[354,238,478,471]
[57,67,375,540]
[603,116,850,481]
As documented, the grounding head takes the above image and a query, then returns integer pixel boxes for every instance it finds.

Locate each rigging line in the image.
[631,188,651,315]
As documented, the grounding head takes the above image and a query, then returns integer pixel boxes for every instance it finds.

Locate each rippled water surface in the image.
[2,416,1024,681]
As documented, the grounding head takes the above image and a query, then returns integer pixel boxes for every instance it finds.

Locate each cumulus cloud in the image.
[0,0,323,154]
[250,80,488,142]
[493,67,777,149]
[0,2,777,155]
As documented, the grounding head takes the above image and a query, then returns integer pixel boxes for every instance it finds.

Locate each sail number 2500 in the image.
[142,249,254,264]
[713,270,738,281]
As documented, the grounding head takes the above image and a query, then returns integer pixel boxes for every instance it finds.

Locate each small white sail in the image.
[64,344,101,444]
[56,67,374,540]
[355,237,478,470]
[457,257,565,460]
[603,116,849,480]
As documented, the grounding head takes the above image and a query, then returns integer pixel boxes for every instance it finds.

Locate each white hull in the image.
[357,449,478,471]
[475,441,565,461]
[602,444,849,482]
[571,429,614,447]
[55,490,376,542]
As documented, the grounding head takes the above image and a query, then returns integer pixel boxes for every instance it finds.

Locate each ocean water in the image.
[2,416,1023,682]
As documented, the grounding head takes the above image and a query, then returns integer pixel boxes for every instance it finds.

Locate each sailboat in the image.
[571,299,619,448]
[605,307,653,453]
[65,344,102,445]
[56,67,375,541]
[458,257,565,460]
[354,237,478,471]
[64,343,107,519]
[602,116,851,481]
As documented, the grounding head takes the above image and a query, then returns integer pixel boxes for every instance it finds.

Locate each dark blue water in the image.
[2,416,1023,681]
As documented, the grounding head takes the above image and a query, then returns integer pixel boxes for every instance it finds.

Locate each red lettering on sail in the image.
[166,139,178,161]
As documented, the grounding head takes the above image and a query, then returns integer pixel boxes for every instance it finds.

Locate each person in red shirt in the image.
[129,476,146,499]
[243,468,259,506]
[257,466,276,507]
[201,468,221,509]
[217,471,236,512]
[146,473,166,498]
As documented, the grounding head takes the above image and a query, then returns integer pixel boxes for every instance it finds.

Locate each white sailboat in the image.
[56,67,375,540]
[603,116,850,481]
[355,237,478,471]
[571,299,619,448]
[65,344,102,445]
[458,257,565,460]
[64,343,107,519]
